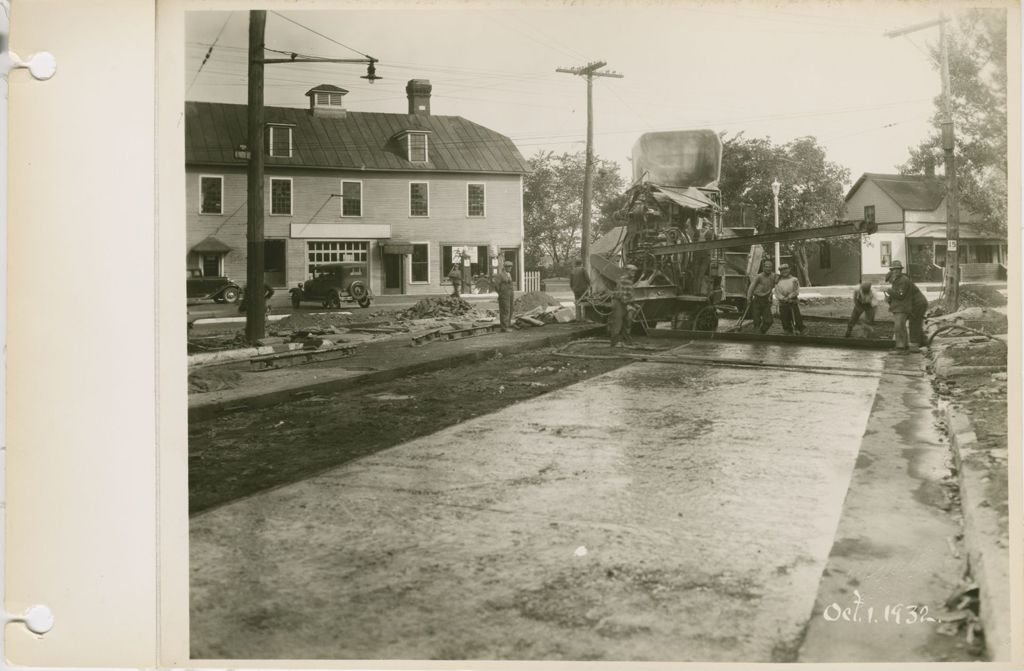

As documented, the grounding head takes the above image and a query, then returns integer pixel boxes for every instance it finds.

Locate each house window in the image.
[410,243,430,283]
[341,180,362,217]
[880,241,892,267]
[972,245,994,263]
[408,133,428,162]
[441,244,489,281]
[199,176,223,214]
[818,241,831,269]
[306,240,368,277]
[410,182,429,216]
[268,126,292,158]
[270,178,291,215]
[934,243,947,267]
[864,205,875,226]
[467,183,486,217]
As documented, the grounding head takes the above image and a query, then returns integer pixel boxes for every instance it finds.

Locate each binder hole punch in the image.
[6,50,56,80]
[5,605,54,636]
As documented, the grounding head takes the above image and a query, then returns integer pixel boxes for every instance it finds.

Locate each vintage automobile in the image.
[186,268,241,303]
[290,263,372,309]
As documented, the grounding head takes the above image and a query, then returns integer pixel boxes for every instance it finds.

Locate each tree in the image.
[719,133,851,286]
[523,150,625,275]
[899,8,1007,235]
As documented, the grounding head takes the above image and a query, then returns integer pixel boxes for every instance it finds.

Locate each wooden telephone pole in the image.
[556,61,623,277]
[885,16,959,311]
[243,10,380,342]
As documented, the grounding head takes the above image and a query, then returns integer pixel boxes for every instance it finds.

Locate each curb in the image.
[944,402,1011,661]
[189,339,339,367]
[188,326,606,423]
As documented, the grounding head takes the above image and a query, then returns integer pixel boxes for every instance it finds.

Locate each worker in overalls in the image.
[494,260,516,332]
[746,260,776,333]
[447,262,463,298]
[845,281,880,337]
[609,264,637,348]
[885,260,926,353]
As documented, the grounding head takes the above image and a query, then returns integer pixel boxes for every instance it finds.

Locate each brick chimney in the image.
[406,79,432,115]
[923,155,936,177]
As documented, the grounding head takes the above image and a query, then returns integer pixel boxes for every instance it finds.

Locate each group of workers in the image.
[841,260,928,352]
[745,261,806,335]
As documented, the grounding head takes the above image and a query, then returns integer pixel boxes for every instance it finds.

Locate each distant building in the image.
[807,171,1007,285]
[185,79,530,295]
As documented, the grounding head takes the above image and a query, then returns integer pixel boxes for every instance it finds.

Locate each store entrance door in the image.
[383,254,404,295]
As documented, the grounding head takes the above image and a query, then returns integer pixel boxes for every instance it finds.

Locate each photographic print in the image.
[183,3,1015,663]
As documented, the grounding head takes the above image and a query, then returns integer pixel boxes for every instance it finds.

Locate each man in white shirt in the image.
[845,281,880,337]
[773,263,805,335]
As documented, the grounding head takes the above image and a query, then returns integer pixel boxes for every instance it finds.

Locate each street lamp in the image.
[771,180,781,274]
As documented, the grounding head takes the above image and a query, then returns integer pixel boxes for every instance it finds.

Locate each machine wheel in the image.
[290,293,302,308]
[221,287,240,303]
[694,306,719,332]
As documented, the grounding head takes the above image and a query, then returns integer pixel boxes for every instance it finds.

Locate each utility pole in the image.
[885,15,959,311]
[242,11,381,343]
[556,61,623,278]
[245,9,267,343]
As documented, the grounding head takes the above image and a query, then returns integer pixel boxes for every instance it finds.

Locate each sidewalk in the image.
[189,323,602,422]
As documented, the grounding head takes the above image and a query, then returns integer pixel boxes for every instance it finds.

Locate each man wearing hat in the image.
[774,262,805,335]
[609,264,638,347]
[885,260,926,353]
[494,259,516,332]
[745,259,777,334]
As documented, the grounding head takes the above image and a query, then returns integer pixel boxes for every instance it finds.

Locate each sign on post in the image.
[947,240,958,251]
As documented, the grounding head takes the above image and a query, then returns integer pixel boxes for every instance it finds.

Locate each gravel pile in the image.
[401,296,475,319]
[514,291,563,313]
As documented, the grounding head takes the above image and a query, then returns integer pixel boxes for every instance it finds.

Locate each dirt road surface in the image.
[189,341,930,661]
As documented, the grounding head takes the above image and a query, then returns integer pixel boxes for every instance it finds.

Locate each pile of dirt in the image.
[514,291,563,313]
[189,366,242,393]
[400,296,475,319]
[928,284,1006,316]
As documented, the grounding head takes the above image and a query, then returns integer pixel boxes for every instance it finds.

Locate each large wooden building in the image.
[186,80,531,295]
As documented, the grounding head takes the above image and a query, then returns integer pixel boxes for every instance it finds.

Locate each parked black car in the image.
[290,263,372,309]
[186,268,240,303]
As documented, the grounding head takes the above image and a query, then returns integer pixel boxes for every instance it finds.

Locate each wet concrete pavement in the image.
[190,342,890,661]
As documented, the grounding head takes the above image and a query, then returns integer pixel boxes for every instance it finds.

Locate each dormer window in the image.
[408,133,428,162]
[267,124,293,158]
[314,91,344,107]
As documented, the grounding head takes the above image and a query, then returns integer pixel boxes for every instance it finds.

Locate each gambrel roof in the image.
[185,101,530,174]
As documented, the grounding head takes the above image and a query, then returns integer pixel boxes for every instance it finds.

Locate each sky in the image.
[185,3,980,188]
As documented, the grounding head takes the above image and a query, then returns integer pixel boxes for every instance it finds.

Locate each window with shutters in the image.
[408,133,428,162]
[410,182,429,217]
[467,183,486,217]
[199,175,223,214]
[341,180,362,217]
[410,243,430,283]
[268,125,292,158]
[270,178,292,215]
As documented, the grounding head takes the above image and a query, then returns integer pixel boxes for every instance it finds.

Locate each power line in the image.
[187,13,233,94]
[268,10,374,59]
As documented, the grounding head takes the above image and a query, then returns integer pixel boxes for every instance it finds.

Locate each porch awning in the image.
[381,240,415,255]
[191,236,232,253]
[651,185,718,211]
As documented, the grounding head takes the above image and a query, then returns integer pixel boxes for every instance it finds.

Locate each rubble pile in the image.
[514,291,563,313]
[401,296,476,319]
[927,306,1008,337]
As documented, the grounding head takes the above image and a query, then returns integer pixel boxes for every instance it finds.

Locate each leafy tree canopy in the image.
[720,133,851,284]
[899,8,1007,235]
[523,150,625,274]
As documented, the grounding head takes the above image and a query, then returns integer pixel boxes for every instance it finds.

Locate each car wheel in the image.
[358,296,371,308]
[221,287,240,303]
